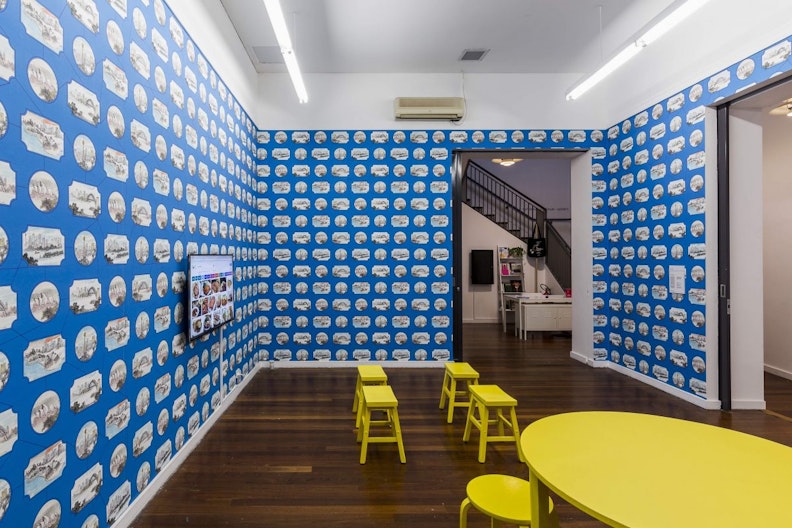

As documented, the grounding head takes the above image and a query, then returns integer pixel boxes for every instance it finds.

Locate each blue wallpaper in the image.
[593,37,792,398]
[2,0,792,525]
[254,128,593,362]
[0,0,260,526]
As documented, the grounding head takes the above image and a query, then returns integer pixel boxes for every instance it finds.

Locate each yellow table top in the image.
[521,411,792,527]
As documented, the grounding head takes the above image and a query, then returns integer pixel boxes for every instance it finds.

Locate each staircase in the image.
[464,161,571,289]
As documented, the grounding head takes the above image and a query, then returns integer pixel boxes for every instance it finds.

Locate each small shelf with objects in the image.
[497,246,526,331]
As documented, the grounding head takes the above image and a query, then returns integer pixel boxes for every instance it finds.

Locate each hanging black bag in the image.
[527,223,546,258]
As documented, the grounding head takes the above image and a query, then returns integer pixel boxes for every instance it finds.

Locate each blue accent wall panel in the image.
[255,129,594,362]
[593,36,792,399]
[0,0,260,526]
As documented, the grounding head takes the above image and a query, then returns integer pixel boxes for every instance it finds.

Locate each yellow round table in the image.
[520,411,792,528]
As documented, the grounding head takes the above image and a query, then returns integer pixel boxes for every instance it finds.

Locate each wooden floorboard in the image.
[129,324,792,527]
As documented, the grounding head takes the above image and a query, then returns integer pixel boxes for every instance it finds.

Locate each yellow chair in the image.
[353,364,388,424]
[460,474,557,528]
[357,385,406,464]
[463,385,522,464]
[439,362,480,423]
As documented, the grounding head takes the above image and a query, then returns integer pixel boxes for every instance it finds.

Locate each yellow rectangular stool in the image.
[352,364,388,416]
[439,362,480,423]
[462,384,523,464]
[357,385,406,464]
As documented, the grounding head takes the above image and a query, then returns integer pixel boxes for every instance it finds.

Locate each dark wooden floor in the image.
[130,324,792,527]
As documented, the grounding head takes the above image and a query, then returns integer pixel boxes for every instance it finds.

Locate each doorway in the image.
[720,76,792,415]
[451,150,594,363]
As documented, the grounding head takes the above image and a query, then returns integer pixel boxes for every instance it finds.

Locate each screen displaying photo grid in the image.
[189,255,234,340]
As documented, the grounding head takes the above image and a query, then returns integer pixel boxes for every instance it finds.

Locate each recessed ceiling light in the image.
[492,158,522,167]
[459,49,490,62]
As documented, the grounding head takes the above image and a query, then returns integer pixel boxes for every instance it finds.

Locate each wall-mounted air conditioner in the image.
[393,97,465,120]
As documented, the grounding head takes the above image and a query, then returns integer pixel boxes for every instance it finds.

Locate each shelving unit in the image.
[497,247,525,332]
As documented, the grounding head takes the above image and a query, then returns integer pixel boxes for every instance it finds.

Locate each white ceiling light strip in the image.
[263,0,309,103]
[566,0,710,101]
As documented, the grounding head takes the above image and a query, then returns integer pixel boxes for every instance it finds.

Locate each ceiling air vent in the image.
[459,49,490,61]
[393,97,466,120]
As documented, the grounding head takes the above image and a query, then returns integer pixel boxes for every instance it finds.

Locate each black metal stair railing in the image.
[464,161,546,240]
[464,160,572,290]
[545,219,571,290]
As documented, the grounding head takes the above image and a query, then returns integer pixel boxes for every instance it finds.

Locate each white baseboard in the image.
[731,398,767,410]
[765,363,792,381]
[569,350,608,367]
[114,361,264,528]
[607,362,721,409]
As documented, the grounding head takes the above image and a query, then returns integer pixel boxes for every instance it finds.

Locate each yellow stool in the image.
[353,365,388,423]
[439,362,480,423]
[460,474,557,528]
[463,385,522,464]
[356,385,406,464]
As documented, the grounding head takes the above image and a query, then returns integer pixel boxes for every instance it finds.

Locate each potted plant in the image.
[508,246,524,258]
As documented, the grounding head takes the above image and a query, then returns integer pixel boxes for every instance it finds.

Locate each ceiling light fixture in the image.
[566,0,710,101]
[492,158,522,167]
[263,0,309,103]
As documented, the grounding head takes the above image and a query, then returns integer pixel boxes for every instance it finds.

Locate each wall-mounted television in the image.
[188,254,235,341]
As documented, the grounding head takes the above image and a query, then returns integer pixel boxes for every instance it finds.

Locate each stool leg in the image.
[352,376,362,413]
[439,370,450,409]
[355,397,365,431]
[359,403,371,464]
[509,407,524,462]
[446,377,458,423]
[496,409,506,436]
[478,404,489,463]
[391,408,406,463]
[459,497,471,528]
[462,395,475,442]
[356,399,367,442]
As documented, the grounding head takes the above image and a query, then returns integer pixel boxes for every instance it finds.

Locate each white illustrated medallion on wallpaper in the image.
[69,0,100,34]
[75,420,98,459]
[30,281,59,322]
[21,111,64,160]
[21,0,63,54]
[27,58,57,103]
[24,440,66,497]
[31,390,60,434]
[0,35,14,81]
[28,171,58,212]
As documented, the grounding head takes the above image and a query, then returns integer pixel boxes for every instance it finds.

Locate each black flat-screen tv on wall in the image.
[188,254,235,340]
[470,249,494,285]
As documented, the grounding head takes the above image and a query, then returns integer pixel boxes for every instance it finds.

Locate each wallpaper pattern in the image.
[255,128,593,363]
[0,0,260,526]
[594,36,792,399]
[2,0,792,525]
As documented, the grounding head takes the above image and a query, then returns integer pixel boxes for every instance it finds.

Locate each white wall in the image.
[166,0,261,119]
[257,72,611,130]
[461,204,543,323]
[762,114,792,379]
[729,110,766,409]
[570,152,595,365]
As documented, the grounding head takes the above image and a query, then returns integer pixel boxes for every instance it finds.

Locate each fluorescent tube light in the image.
[263,0,309,103]
[566,0,710,101]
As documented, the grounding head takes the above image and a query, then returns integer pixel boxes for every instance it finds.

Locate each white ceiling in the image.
[219,0,677,75]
